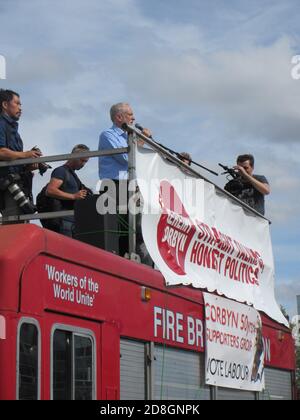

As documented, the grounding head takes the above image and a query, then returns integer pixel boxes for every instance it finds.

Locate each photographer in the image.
[46,144,91,237]
[0,89,41,222]
[224,154,270,215]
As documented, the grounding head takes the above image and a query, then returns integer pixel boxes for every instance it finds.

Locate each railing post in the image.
[128,130,137,257]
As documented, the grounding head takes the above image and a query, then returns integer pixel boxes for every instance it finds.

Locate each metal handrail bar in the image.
[0,210,74,224]
[0,148,128,167]
[0,148,128,224]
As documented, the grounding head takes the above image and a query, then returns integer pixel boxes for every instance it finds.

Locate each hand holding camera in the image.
[219,163,245,197]
[24,149,42,159]
[29,146,52,175]
[73,190,88,200]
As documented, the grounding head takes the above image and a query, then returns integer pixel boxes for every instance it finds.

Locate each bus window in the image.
[52,329,95,400]
[74,335,93,400]
[18,322,39,400]
[53,330,72,400]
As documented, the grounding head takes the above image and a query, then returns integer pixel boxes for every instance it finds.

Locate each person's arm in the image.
[25,163,40,172]
[99,131,128,165]
[235,166,270,195]
[46,178,87,201]
[0,126,42,161]
[0,124,42,168]
[0,148,41,160]
[0,148,40,173]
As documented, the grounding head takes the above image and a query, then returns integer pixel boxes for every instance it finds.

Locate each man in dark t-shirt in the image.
[46,144,90,237]
[224,154,270,215]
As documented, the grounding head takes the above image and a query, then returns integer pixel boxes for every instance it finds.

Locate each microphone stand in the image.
[133,124,218,177]
[154,140,218,176]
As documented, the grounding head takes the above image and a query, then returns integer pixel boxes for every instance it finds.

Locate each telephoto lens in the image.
[7,182,36,214]
[1,174,36,214]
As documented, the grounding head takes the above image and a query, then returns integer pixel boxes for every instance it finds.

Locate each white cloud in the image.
[124,37,300,144]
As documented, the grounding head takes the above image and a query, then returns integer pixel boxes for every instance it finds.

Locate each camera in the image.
[219,163,244,197]
[224,178,244,196]
[31,147,52,176]
[0,173,36,214]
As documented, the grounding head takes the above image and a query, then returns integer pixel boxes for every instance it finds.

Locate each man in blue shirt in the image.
[98,102,151,180]
[98,103,130,180]
[0,89,41,219]
[98,103,152,262]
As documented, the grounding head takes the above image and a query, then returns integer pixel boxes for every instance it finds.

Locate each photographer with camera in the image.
[45,144,92,237]
[0,89,43,222]
[223,154,270,215]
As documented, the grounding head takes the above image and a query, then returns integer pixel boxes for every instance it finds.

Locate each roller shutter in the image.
[154,345,210,400]
[120,339,146,400]
[217,387,256,400]
[260,368,292,400]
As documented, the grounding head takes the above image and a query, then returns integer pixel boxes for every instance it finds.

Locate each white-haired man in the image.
[98,103,152,262]
[98,102,150,180]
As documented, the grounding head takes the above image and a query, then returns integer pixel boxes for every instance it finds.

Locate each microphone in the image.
[135,123,153,139]
[135,123,144,131]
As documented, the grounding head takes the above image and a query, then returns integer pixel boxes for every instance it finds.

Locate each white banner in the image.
[135,147,288,327]
[204,293,265,391]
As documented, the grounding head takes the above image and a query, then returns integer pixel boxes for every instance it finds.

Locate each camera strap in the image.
[66,167,82,190]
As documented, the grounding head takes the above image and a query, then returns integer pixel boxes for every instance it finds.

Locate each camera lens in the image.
[7,183,36,214]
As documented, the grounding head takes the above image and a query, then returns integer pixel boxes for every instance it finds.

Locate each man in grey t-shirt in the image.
[225,154,270,215]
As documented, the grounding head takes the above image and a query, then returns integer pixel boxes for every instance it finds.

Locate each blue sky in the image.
[0,0,299,317]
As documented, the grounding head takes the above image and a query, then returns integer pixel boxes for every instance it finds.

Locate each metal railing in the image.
[0,147,127,224]
[0,129,270,256]
[0,148,128,168]
[125,124,270,221]
[125,124,270,255]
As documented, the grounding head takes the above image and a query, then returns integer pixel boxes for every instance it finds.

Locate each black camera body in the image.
[31,147,52,176]
[219,163,245,197]
[0,173,36,214]
[224,177,245,196]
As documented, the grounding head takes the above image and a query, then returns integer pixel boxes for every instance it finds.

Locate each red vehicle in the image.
[0,224,296,400]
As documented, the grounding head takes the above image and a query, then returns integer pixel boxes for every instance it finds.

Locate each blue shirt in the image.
[0,113,24,177]
[98,125,128,180]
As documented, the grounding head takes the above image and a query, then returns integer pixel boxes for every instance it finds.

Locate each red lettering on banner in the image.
[156,180,264,287]
[205,303,239,329]
[190,242,225,274]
